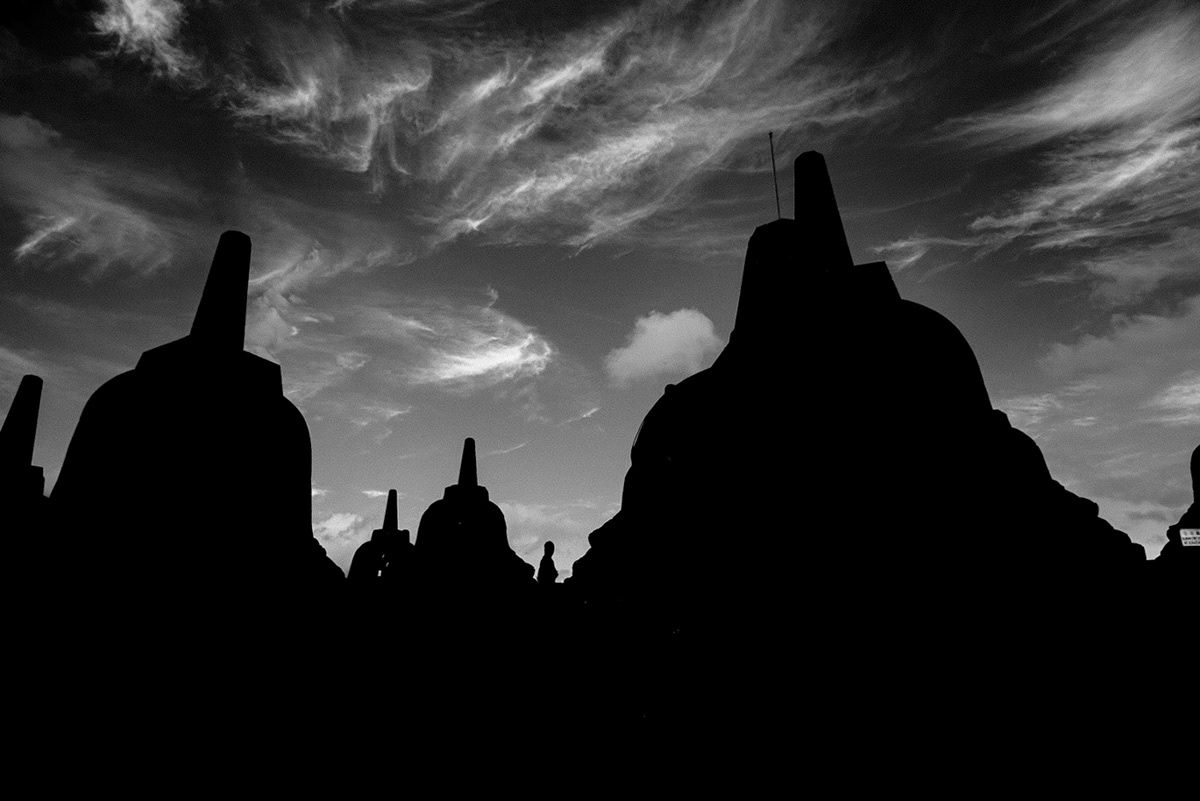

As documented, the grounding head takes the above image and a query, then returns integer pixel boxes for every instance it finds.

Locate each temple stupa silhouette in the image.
[566,152,1146,729]
[52,231,343,617]
[349,488,414,588]
[414,438,534,599]
[0,374,47,529]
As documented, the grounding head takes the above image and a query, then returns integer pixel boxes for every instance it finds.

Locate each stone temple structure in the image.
[52,231,343,621]
[566,151,1147,729]
[1158,444,1199,574]
[349,488,414,590]
[415,438,534,608]
[0,374,47,532]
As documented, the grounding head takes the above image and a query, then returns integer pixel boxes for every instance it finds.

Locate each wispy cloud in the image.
[91,0,909,250]
[1144,371,1200,426]
[1078,228,1200,305]
[357,296,553,391]
[562,406,600,426]
[955,7,1200,147]
[606,308,722,386]
[420,1,907,249]
[243,282,555,435]
[484,441,527,457]
[1005,293,1200,555]
[0,345,48,384]
[348,404,412,429]
[1039,295,1200,395]
[0,113,197,275]
[923,5,1200,296]
[93,0,198,80]
[873,235,980,271]
[996,393,1063,433]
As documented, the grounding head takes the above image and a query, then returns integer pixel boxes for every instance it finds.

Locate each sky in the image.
[1,0,1197,574]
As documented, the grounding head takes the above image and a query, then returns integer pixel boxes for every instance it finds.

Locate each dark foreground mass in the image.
[1,153,1193,774]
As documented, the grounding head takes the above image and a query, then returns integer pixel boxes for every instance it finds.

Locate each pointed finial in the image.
[458,437,477,487]
[383,489,398,531]
[0,375,43,468]
[794,151,853,270]
[769,132,781,220]
[190,230,252,352]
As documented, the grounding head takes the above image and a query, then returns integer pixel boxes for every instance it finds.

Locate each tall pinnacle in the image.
[384,489,398,531]
[190,230,252,353]
[458,437,477,487]
[0,374,42,468]
[794,151,853,271]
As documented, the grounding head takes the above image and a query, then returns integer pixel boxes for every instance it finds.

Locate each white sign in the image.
[1182,529,1200,547]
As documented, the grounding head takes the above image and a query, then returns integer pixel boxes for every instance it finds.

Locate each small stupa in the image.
[415,438,534,595]
[349,489,414,586]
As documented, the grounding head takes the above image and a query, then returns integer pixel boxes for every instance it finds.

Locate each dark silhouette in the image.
[12,152,1174,747]
[0,374,47,529]
[414,437,535,605]
[537,540,558,585]
[567,151,1148,730]
[1158,444,1199,571]
[51,232,343,628]
[348,488,414,587]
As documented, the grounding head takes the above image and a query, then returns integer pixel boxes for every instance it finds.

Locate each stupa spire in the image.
[458,437,477,487]
[794,151,853,271]
[0,374,42,468]
[383,489,398,531]
[190,230,251,353]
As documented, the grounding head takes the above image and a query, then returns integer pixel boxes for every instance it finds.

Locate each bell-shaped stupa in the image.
[565,151,1147,731]
[53,231,343,616]
[349,489,415,588]
[415,438,534,598]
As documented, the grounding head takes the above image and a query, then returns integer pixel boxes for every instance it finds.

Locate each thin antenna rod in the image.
[768,132,781,219]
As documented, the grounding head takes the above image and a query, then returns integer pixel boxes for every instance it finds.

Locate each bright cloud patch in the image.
[314,511,363,539]
[605,309,722,386]
[1145,372,1200,426]
[996,393,1063,433]
[312,510,373,576]
[94,0,197,79]
[361,300,553,391]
